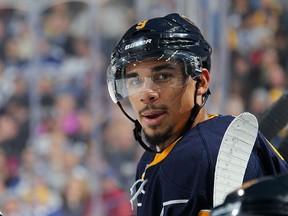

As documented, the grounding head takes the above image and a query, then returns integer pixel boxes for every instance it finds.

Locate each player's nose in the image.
[139,89,159,104]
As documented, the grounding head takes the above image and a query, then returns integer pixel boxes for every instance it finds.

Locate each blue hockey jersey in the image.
[131,115,288,216]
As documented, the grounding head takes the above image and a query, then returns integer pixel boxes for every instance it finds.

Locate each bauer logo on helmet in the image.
[124,39,152,50]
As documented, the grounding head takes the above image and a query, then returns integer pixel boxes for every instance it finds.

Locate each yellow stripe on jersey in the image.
[267,139,284,161]
[207,114,219,120]
[141,137,182,179]
[141,114,219,179]
[148,137,182,168]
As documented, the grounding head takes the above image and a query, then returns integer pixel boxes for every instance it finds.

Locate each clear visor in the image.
[107,54,193,103]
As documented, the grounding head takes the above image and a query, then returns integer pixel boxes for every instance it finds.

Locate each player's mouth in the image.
[141,110,167,126]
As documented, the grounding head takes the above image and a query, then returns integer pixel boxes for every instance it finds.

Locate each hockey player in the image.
[106,13,288,216]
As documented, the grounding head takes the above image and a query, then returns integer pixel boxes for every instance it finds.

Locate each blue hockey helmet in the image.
[107,13,212,103]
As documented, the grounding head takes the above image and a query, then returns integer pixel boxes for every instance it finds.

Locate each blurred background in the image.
[0,0,287,215]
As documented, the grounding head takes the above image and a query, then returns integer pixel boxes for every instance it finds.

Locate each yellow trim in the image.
[267,139,284,160]
[207,114,218,120]
[141,137,182,179]
[141,114,219,179]
[148,137,182,168]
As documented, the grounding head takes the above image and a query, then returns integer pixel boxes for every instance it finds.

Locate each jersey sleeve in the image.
[255,131,288,175]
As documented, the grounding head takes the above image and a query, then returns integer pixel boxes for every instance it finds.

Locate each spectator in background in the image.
[248,88,270,118]
[100,167,132,216]
[54,91,80,138]
[0,114,19,158]
[102,106,140,191]
[42,2,74,56]
[59,170,92,216]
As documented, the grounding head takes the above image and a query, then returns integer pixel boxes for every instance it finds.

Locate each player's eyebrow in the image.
[125,63,177,78]
[152,64,177,72]
[124,72,138,79]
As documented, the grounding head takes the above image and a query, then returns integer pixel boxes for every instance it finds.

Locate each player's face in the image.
[125,58,196,148]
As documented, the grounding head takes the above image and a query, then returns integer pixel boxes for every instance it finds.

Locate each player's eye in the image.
[152,73,173,83]
[126,77,143,88]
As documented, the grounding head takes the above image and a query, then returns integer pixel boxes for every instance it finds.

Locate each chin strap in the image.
[179,77,210,137]
[116,102,156,152]
[116,78,210,153]
[133,120,157,152]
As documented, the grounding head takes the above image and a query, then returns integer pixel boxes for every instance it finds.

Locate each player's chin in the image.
[143,125,173,142]
[142,122,164,133]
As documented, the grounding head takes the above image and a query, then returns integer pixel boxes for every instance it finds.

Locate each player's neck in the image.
[156,108,208,152]
[192,107,208,127]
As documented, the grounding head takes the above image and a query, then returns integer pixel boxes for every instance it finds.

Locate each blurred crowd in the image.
[226,0,288,148]
[0,0,287,215]
[0,1,138,215]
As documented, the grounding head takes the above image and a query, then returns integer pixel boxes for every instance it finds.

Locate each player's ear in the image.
[197,68,210,95]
